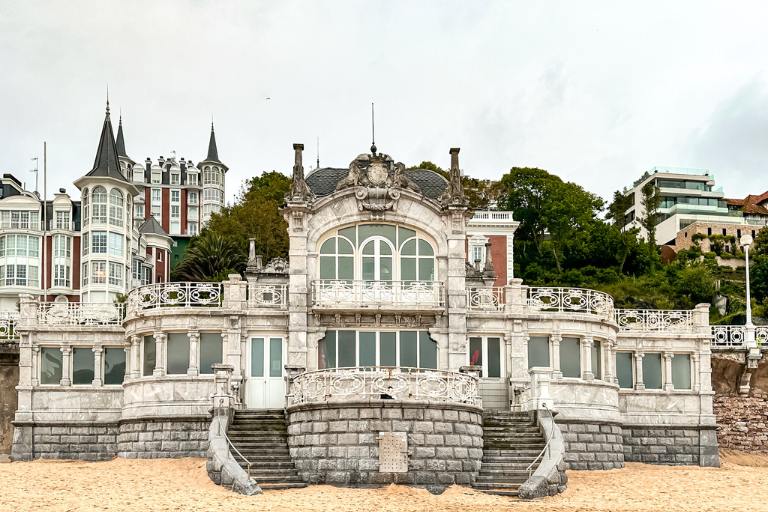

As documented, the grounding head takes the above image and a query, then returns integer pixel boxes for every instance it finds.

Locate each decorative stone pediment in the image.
[336,151,421,212]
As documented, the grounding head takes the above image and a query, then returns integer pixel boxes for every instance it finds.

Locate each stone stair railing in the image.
[518,407,567,499]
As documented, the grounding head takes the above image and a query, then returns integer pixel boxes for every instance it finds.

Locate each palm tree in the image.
[172,231,246,282]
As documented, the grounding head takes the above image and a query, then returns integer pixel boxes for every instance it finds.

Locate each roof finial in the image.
[316,136,320,170]
[370,102,377,155]
[105,84,110,116]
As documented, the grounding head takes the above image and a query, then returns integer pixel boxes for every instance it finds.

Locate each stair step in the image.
[480,462,533,470]
[239,461,296,469]
[472,482,522,490]
[250,475,304,483]
[259,482,308,491]
[476,473,530,482]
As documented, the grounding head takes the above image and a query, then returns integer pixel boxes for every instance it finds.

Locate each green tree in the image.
[171,231,246,282]
[753,226,768,256]
[412,161,498,209]
[640,182,662,246]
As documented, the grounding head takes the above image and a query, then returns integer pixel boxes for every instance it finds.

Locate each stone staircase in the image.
[227,409,307,490]
[472,411,546,497]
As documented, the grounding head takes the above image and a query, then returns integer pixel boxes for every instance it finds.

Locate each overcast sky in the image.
[2,1,767,205]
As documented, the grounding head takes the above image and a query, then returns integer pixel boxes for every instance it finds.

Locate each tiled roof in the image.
[305,167,447,200]
[139,215,169,237]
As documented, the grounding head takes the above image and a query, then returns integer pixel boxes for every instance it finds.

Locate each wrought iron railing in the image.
[126,282,223,313]
[37,302,124,326]
[466,287,505,311]
[288,366,479,405]
[0,311,19,341]
[527,287,614,319]
[711,325,768,349]
[615,309,694,332]
[247,283,288,309]
[311,280,445,309]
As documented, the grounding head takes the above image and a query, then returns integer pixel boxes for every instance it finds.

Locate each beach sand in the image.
[0,451,764,512]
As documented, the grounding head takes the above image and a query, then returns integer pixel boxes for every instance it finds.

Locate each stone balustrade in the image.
[311,280,445,310]
[526,287,614,319]
[615,309,695,333]
[126,281,223,315]
[711,325,768,350]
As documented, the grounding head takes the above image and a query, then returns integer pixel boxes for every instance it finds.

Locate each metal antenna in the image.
[30,157,39,194]
[370,102,377,155]
[316,136,320,169]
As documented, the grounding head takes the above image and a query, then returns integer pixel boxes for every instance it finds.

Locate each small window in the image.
[642,352,663,389]
[143,335,156,376]
[359,331,376,367]
[269,338,282,377]
[380,332,396,367]
[616,352,634,389]
[419,331,438,370]
[167,333,190,375]
[72,347,94,385]
[338,330,356,368]
[41,347,63,385]
[528,336,550,368]
[399,331,418,367]
[560,337,581,378]
[672,354,691,390]
[251,337,265,377]
[104,347,126,385]
[199,333,223,375]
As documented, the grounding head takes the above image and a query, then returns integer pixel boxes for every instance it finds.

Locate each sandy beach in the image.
[0,451,764,512]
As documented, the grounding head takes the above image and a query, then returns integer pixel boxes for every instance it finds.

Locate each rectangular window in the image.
[188,191,198,203]
[469,336,500,377]
[92,232,107,253]
[380,332,396,367]
[151,188,161,203]
[487,337,501,378]
[528,336,550,368]
[269,338,282,377]
[616,352,634,389]
[399,331,418,367]
[151,204,162,218]
[188,222,199,236]
[188,174,198,186]
[92,261,107,284]
[41,347,63,385]
[469,337,482,367]
[171,174,180,186]
[108,262,122,287]
[53,264,70,288]
[143,335,156,376]
[55,210,70,230]
[560,337,581,378]
[104,347,126,385]
[82,232,89,255]
[72,347,95,385]
[359,332,376,367]
[171,189,180,202]
[151,172,161,185]
[167,333,190,375]
[134,203,144,219]
[251,337,264,377]
[82,262,89,286]
[642,352,663,390]
[672,354,692,390]
[338,330,356,368]
[591,339,602,380]
[200,333,223,375]
[108,233,124,257]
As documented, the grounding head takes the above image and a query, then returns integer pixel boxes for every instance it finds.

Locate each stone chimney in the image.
[450,147,461,176]
[482,241,497,285]
[289,143,312,202]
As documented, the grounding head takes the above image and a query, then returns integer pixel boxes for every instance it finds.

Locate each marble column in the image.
[92,346,103,386]
[581,336,594,381]
[550,334,562,379]
[153,332,166,376]
[188,331,200,376]
[692,352,701,392]
[31,346,40,386]
[131,335,141,378]
[124,342,132,381]
[60,346,72,386]
[603,342,615,384]
[663,352,674,391]
[634,352,645,390]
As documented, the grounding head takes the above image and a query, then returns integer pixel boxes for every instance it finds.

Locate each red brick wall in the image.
[487,235,508,286]
[161,188,170,232]
[155,249,167,283]
[144,188,151,220]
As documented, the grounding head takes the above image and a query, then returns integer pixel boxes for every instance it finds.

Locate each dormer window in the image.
[151,170,162,185]
[54,210,70,230]
[133,168,144,183]
[187,173,198,186]
[170,173,180,185]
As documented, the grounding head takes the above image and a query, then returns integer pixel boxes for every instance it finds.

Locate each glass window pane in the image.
[322,331,336,369]
[418,259,434,281]
[143,335,156,376]
[418,239,434,256]
[401,239,416,256]
[380,332,396,366]
[401,258,416,281]
[398,227,416,244]
[269,338,282,377]
[380,257,393,281]
[469,337,482,367]
[41,347,63,385]
[399,331,418,367]
[380,242,392,255]
[338,237,353,254]
[359,332,376,367]
[362,257,375,280]
[643,352,663,389]
[166,333,190,375]
[320,238,335,254]
[560,337,581,378]
[251,338,264,377]
[616,352,634,389]
[104,348,126,385]
[338,257,354,280]
[200,333,223,375]
[528,336,550,368]
[591,340,602,380]
[338,227,356,246]
[362,241,374,255]
[320,256,336,279]
[338,331,356,367]
[73,347,94,385]
[487,337,501,378]
[672,354,691,390]
[419,331,437,369]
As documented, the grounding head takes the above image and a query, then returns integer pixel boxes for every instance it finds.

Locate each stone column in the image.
[634,352,645,390]
[131,335,141,378]
[692,352,701,392]
[123,342,132,380]
[663,352,674,391]
[603,342,615,384]
[581,336,594,381]
[92,345,103,386]
[60,345,72,386]
[188,331,200,376]
[153,332,166,376]
[31,345,40,387]
[550,334,562,379]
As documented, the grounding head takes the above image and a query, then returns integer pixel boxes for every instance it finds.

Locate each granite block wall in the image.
[556,421,624,470]
[117,418,209,458]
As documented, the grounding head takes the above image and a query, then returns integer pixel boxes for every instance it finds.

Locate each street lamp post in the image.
[741,234,755,347]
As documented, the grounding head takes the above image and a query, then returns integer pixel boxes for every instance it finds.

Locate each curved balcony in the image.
[288,366,479,406]
[37,302,124,326]
[126,282,223,316]
[615,309,694,333]
[311,280,445,312]
[527,287,614,320]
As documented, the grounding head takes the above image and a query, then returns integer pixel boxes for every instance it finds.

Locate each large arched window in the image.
[319,236,354,280]
[109,189,123,227]
[400,237,435,281]
[92,186,107,224]
[361,237,393,281]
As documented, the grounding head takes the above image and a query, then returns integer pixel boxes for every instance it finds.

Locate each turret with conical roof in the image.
[197,121,227,225]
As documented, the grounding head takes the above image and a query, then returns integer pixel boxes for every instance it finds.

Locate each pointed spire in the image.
[115,114,127,157]
[206,122,221,163]
[85,98,129,183]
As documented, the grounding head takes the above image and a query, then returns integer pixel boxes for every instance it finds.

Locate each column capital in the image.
[663,351,673,361]
[60,345,72,355]
[92,345,103,354]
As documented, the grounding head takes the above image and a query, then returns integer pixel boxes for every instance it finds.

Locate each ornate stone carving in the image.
[288,143,313,203]
[439,147,468,208]
[336,151,421,212]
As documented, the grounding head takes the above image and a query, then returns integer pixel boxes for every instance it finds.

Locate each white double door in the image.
[245,336,286,409]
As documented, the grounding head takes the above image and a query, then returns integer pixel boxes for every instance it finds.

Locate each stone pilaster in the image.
[634,352,645,390]
[60,345,72,386]
[130,335,141,379]
[153,332,166,377]
[663,352,674,391]
[550,334,562,379]
[92,345,103,386]
[188,331,200,376]
[30,344,39,387]
[123,342,132,380]
[581,336,594,381]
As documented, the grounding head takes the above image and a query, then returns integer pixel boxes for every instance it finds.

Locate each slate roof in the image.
[305,167,448,200]
[139,215,170,237]
[204,123,221,163]
[115,117,127,157]
[84,104,130,183]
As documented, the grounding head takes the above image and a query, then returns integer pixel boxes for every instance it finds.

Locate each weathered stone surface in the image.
[557,421,625,471]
